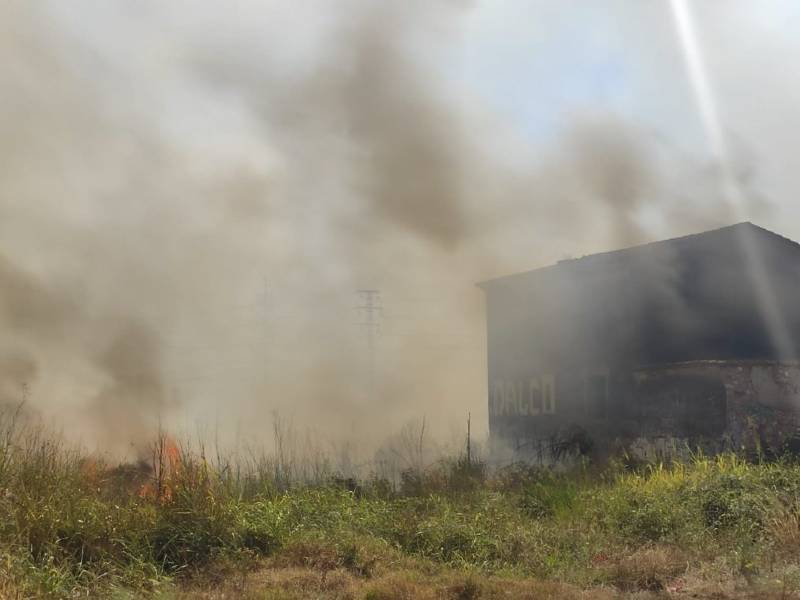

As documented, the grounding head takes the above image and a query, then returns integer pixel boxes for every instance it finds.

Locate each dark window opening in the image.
[585,372,608,418]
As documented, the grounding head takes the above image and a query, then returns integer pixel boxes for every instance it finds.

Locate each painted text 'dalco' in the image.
[490,375,556,417]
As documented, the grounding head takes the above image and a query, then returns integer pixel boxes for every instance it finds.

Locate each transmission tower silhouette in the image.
[355,289,382,402]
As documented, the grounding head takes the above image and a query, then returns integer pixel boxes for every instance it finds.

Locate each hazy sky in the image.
[459,1,800,234]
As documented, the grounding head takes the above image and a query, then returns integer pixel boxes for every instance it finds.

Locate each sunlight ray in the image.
[669,0,795,359]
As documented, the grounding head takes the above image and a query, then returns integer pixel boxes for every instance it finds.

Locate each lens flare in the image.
[669,0,795,359]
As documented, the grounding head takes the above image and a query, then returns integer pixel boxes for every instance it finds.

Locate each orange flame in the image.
[138,435,181,503]
[164,437,181,469]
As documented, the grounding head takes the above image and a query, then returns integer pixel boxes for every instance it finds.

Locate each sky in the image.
[2,1,800,456]
[460,1,800,232]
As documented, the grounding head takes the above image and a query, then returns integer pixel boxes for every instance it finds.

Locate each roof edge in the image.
[477,221,798,291]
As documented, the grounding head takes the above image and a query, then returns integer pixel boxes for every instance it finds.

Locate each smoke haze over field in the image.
[0,1,797,455]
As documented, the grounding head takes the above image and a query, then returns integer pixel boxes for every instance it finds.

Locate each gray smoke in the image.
[0,0,779,455]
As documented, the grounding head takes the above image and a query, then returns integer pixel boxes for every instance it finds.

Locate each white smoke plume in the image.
[0,1,785,455]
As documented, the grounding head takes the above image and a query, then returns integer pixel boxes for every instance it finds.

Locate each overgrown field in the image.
[2,419,800,598]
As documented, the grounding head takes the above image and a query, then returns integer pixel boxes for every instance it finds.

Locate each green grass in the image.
[2,418,800,598]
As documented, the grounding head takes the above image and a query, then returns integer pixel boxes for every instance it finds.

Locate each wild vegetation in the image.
[1,409,800,599]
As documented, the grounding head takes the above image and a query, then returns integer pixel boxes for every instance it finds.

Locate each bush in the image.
[519,473,578,519]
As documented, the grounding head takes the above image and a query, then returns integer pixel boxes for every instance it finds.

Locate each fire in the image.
[137,435,181,503]
[80,457,101,487]
[137,481,154,499]
[164,436,181,468]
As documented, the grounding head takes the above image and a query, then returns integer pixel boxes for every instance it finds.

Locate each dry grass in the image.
[173,564,800,600]
[602,545,687,591]
[0,577,23,600]
[173,564,622,600]
[770,507,800,558]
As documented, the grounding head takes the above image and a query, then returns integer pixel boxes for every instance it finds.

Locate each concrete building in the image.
[478,223,800,462]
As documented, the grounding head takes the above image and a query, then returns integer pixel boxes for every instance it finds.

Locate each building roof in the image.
[477,222,800,291]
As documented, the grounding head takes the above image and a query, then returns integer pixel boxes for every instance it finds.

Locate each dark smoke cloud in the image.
[568,120,653,247]
[192,1,474,248]
[341,5,469,247]
[86,323,168,454]
[0,255,77,338]
[0,250,168,453]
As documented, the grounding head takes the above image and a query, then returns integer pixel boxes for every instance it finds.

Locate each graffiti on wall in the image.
[490,374,556,417]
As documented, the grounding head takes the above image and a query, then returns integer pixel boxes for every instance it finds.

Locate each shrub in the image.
[519,473,577,519]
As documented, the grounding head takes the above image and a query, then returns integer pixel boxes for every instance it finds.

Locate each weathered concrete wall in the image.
[625,361,800,460]
[489,360,800,464]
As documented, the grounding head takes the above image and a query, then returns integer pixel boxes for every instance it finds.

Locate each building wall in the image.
[489,360,800,463]
[632,361,800,459]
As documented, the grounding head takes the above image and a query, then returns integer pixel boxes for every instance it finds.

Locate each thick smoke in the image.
[0,1,779,455]
[568,122,653,247]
